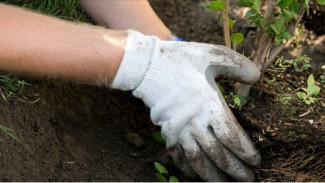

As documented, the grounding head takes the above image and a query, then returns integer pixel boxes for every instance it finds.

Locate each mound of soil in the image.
[0,0,324,181]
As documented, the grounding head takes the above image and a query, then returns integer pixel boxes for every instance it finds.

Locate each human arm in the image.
[0,3,126,85]
[78,0,172,40]
[0,3,261,181]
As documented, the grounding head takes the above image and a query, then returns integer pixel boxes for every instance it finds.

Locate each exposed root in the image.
[16,97,40,104]
[258,168,325,182]
[257,146,325,182]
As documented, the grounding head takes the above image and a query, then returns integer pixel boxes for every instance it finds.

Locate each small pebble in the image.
[126,132,145,148]
[258,136,264,142]
[129,151,142,158]
[271,133,277,137]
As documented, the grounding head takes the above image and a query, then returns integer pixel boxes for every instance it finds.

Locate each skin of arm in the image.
[78,0,172,40]
[0,3,126,86]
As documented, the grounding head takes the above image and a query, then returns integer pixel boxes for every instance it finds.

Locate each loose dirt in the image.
[0,0,324,181]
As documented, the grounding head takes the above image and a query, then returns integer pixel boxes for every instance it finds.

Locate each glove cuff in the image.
[111,30,159,91]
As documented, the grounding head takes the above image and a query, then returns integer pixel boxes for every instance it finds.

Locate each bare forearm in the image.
[79,0,171,40]
[0,3,126,85]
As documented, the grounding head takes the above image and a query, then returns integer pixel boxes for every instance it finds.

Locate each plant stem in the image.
[264,3,306,70]
[222,0,231,48]
[236,0,307,97]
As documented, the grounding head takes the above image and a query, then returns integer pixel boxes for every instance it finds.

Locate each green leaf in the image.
[240,98,248,105]
[234,97,241,106]
[255,19,264,27]
[270,24,280,35]
[282,0,293,7]
[275,35,282,45]
[290,10,298,19]
[314,86,320,96]
[290,2,301,12]
[283,9,293,20]
[280,13,288,21]
[229,17,234,29]
[245,10,255,17]
[216,83,226,95]
[152,132,166,145]
[309,97,315,103]
[218,16,234,29]
[279,25,286,34]
[169,176,179,182]
[238,0,253,7]
[305,100,311,105]
[253,0,261,8]
[209,1,226,11]
[316,0,325,5]
[274,18,283,31]
[231,32,244,45]
[154,162,168,175]
[251,5,262,16]
[297,92,306,99]
[282,31,292,39]
[307,74,315,85]
[306,84,316,96]
[155,173,168,182]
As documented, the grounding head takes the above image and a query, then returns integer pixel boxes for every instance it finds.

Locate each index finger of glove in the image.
[210,111,261,167]
[193,122,255,181]
[201,99,261,167]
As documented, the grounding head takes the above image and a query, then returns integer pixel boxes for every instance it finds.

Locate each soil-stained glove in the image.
[112,30,261,181]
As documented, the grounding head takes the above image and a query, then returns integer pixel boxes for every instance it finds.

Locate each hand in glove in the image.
[112,30,261,181]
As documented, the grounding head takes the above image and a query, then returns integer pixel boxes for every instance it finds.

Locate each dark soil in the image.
[0,0,324,182]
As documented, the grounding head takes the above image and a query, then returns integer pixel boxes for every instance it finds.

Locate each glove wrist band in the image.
[111,30,158,91]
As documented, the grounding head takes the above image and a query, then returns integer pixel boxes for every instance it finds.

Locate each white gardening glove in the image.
[112,30,261,181]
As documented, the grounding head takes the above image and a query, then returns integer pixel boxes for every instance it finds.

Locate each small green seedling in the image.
[296,74,320,105]
[228,92,247,107]
[154,162,179,182]
[273,56,292,71]
[277,94,292,105]
[152,135,178,181]
[152,132,166,145]
[268,18,293,45]
[320,65,325,84]
[283,55,311,72]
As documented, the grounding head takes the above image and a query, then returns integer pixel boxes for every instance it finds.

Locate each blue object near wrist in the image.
[175,36,184,41]
[169,35,184,41]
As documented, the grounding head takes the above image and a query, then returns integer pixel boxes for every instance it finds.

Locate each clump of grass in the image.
[0,72,26,100]
[1,0,92,22]
[0,72,25,141]
[0,0,92,143]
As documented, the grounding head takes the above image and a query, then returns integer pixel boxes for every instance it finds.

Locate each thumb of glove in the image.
[205,45,260,88]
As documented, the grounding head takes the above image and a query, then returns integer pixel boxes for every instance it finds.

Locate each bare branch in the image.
[222,0,231,48]
[258,36,273,70]
[264,0,275,24]
[263,44,285,71]
[251,0,274,65]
